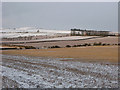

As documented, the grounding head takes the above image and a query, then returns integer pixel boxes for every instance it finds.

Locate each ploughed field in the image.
[2,52,118,88]
[9,36,119,48]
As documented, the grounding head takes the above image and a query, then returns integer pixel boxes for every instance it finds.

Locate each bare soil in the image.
[2,46,118,63]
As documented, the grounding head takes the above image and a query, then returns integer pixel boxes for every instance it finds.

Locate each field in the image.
[1,29,119,88]
[2,46,118,63]
[8,36,118,48]
[1,46,118,88]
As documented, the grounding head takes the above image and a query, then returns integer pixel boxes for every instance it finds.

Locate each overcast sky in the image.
[2,2,118,32]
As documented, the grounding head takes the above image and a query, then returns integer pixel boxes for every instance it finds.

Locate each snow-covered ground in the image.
[1,27,100,43]
[33,36,99,41]
[0,27,70,38]
[2,55,118,88]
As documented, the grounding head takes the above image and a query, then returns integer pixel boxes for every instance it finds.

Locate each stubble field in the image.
[1,46,119,88]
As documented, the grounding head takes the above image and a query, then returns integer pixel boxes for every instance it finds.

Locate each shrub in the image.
[82,43,89,46]
[93,42,96,46]
[102,43,107,46]
[98,42,102,45]
[107,44,110,46]
[54,45,61,48]
[48,46,51,48]
[84,43,89,46]
[19,47,23,49]
[88,43,91,46]
[93,42,102,46]
[24,46,36,49]
[72,45,77,47]
[66,45,71,47]
[50,45,61,48]
[77,44,81,47]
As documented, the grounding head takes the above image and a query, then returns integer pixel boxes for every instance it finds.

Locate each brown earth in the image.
[2,46,118,63]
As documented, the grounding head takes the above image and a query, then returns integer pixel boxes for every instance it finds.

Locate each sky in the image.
[0,3,2,29]
[2,2,118,32]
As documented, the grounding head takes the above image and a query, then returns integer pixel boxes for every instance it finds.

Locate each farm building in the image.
[71,29,110,36]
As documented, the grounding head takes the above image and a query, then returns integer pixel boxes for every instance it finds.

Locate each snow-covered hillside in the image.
[0,27,70,38]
